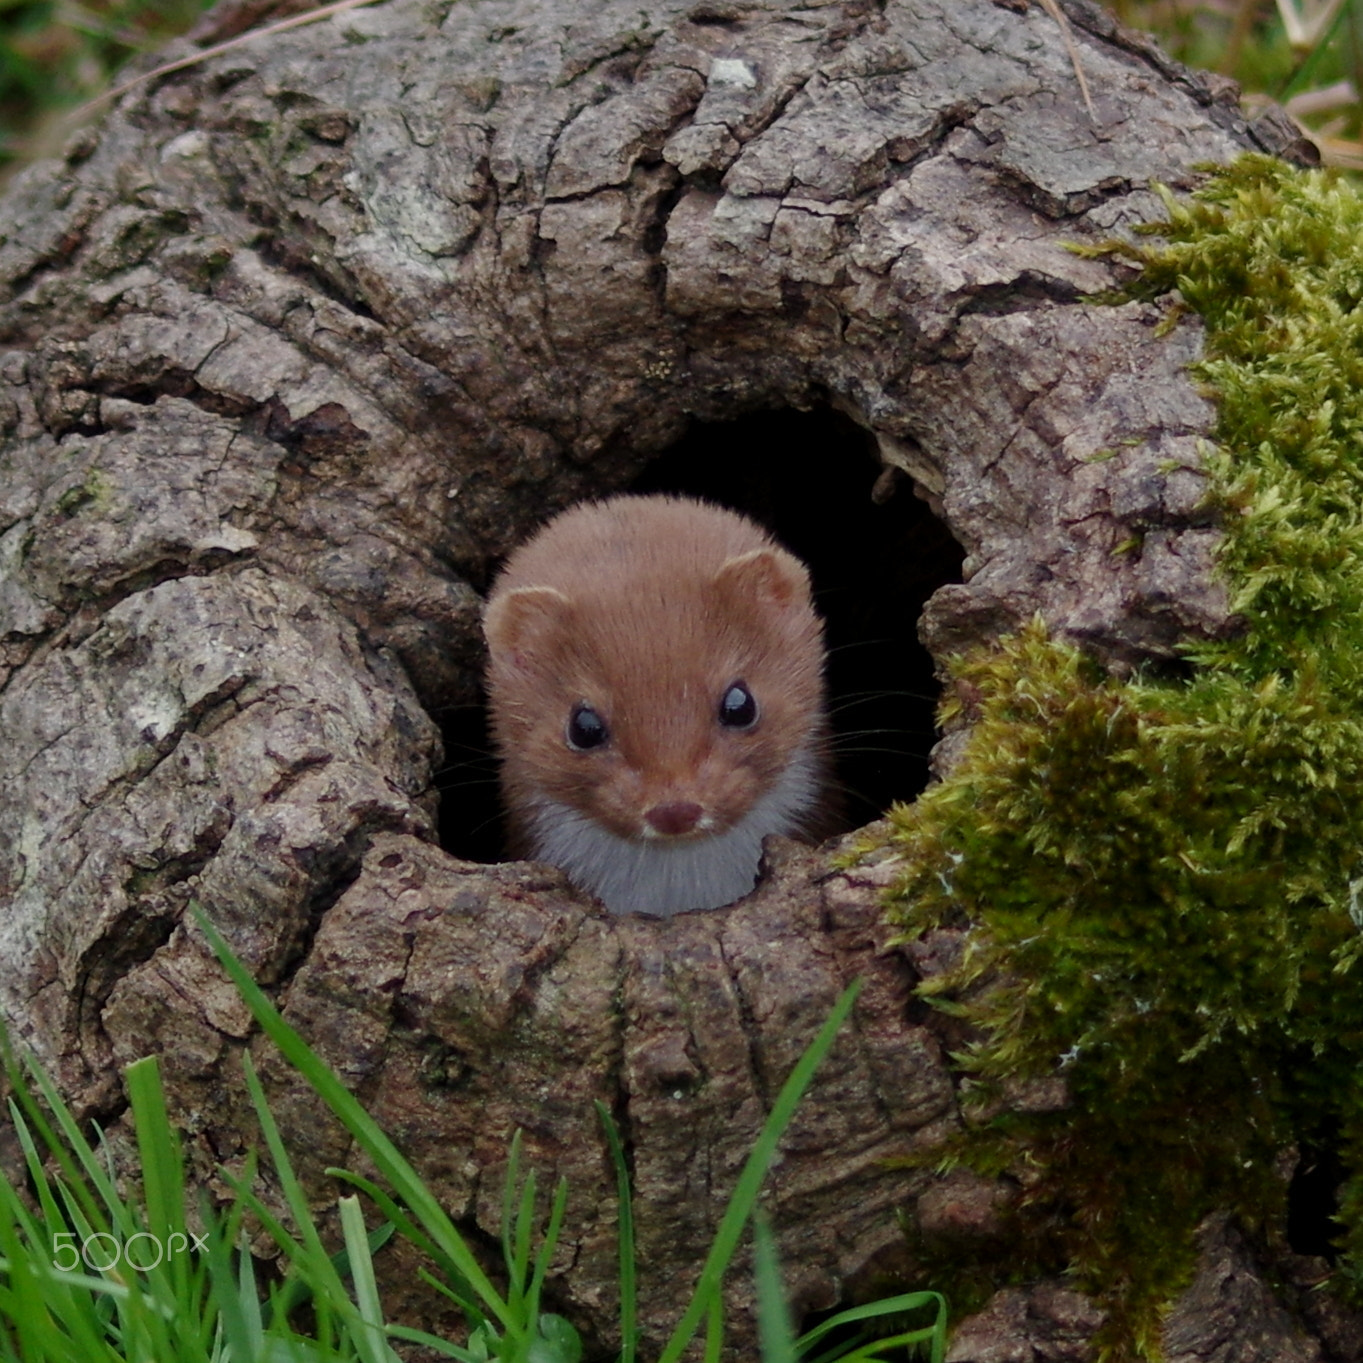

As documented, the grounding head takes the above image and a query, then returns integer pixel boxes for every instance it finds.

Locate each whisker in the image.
[434,754,499,775]
[435,759,500,777]
[829,690,937,713]
[464,811,507,842]
[833,725,933,740]
[821,776,924,822]
[823,637,896,658]
[433,752,498,774]
[834,752,932,763]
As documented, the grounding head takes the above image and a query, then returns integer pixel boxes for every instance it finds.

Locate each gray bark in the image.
[0,0,1336,1355]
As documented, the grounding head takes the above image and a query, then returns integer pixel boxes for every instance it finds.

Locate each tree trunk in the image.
[0,0,1333,1356]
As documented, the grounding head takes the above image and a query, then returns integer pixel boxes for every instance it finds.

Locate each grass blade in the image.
[195,907,516,1337]
[7,1102,78,1258]
[125,1056,186,1246]
[203,1212,263,1363]
[502,1131,533,1311]
[655,979,864,1363]
[753,1213,795,1363]
[7,1048,119,1240]
[240,1048,349,1299]
[326,1169,483,1321]
[796,1292,948,1363]
[593,1102,636,1363]
[338,1194,396,1363]
[382,1321,484,1361]
[703,1291,724,1363]
[527,1178,568,1325]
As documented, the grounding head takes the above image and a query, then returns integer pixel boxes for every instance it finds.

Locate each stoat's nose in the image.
[644,801,704,836]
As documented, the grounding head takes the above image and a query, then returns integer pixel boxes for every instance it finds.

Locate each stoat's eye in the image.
[718,680,758,729]
[566,702,610,751]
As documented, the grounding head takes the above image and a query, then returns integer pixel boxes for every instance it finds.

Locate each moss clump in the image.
[866,155,1363,1357]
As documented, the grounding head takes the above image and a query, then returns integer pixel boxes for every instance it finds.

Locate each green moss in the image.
[862,155,1363,1357]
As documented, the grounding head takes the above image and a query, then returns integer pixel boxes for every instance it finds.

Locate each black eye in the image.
[566,702,610,751]
[718,681,758,729]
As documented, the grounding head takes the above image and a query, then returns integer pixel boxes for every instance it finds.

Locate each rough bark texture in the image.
[0,0,1336,1356]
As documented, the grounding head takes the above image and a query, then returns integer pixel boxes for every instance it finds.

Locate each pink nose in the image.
[645,801,704,836]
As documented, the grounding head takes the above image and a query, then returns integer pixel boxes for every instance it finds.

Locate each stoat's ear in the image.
[712,547,811,612]
[483,585,573,672]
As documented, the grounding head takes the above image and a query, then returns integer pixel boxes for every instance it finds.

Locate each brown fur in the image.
[483,495,833,892]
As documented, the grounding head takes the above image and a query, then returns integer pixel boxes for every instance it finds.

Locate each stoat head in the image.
[482,498,826,849]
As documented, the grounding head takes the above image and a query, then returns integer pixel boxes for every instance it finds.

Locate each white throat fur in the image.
[523,746,822,916]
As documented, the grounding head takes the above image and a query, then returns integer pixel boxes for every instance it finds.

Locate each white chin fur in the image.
[523,748,822,916]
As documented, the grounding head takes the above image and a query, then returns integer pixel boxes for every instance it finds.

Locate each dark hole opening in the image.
[435,694,504,865]
[436,404,965,863]
[631,406,965,832]
[1287,1127,1346,1260]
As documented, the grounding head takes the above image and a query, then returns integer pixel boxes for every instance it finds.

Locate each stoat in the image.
[482,494,831,916]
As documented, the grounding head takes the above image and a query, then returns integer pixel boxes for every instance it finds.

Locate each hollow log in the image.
[0,0,1336,1356]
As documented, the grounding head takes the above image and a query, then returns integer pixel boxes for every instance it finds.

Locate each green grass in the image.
[0,916,947,1363]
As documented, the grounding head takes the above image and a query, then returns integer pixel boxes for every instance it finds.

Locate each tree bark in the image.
[0,0,1334,1356]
